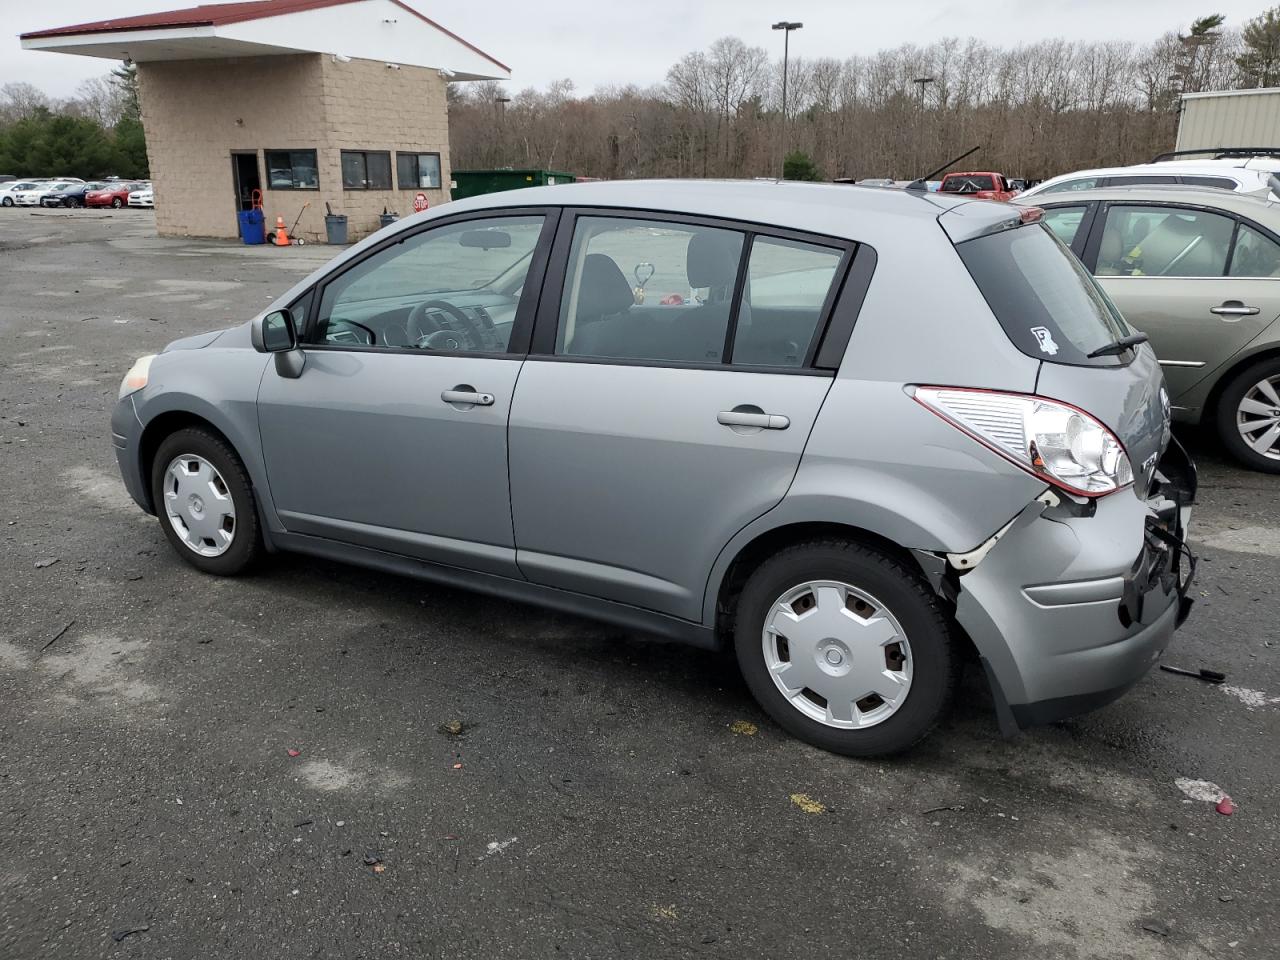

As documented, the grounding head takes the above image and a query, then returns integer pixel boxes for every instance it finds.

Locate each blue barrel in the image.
[238,208,266,245]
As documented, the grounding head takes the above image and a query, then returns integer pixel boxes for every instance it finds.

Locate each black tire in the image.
[150,427,262,575]
[111,197,123,209]
[1,197,12,207]
[1215,356,1280,474]
[733,539,959,757]
[64,197,81,208]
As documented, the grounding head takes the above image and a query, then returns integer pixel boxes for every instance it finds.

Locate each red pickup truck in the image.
[937,171,1018,202]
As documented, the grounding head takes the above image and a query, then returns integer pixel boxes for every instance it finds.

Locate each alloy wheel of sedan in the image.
[762,579,913,728]
[1236,375,1280,461]
[162,454,237,557]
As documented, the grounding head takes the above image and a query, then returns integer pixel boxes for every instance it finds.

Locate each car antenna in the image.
[905,145,981,193]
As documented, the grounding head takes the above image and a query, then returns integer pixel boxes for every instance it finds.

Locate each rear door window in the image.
[1105,175,1178,187]
[733,237,844,367]
[1096,205,1234,277]
[1040,177,1098,194]
[957,224,1130,366]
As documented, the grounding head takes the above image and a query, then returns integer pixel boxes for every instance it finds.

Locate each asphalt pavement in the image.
[1,209,1277,959]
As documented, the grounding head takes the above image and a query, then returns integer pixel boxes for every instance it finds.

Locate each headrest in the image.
[576,253,636,320]
[687,231,741,290]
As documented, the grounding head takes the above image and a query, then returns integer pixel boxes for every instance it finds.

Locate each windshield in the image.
[957,223,1131,366]
[942,174,996,193]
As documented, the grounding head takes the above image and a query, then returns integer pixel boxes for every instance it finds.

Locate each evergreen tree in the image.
[1238,7,1280,88]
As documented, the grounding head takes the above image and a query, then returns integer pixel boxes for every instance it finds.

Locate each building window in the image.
[264,150,319,190]
[341,150,392,190]
[396,152,442,190]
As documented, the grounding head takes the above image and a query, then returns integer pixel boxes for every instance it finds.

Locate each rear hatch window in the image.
[941,174,995,193]
[957,223,1131,366]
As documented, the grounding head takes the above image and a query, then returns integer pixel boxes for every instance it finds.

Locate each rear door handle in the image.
[1210,301,1260,317]
[717,410,790,430]
[441,389,494,406]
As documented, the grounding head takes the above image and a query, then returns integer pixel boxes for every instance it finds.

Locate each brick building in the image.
[21,0,508,241]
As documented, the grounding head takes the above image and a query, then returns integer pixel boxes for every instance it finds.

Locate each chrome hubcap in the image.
[1237,376,1280,461]
[762,580,912,729]
[162,454,236,557]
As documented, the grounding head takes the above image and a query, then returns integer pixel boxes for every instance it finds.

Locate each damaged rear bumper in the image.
[937,439,1196,733]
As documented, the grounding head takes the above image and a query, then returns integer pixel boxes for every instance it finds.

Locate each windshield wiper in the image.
[1086,332,1149,359]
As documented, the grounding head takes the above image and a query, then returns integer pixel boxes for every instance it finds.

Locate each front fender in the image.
[132,347,279,530]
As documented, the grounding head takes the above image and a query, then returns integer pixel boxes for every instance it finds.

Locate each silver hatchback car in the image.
[112,181,1196,756]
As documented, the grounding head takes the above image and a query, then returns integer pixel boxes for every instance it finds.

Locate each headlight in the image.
[913,386,1133,497]
[118,354,156,399]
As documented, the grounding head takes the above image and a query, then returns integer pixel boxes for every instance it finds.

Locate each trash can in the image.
[379,211,398,229]
[237,208,265,245]
[324,213,348,245]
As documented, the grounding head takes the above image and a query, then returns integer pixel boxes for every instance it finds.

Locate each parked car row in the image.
[1008,148,1280,474]
[0,178,153,209]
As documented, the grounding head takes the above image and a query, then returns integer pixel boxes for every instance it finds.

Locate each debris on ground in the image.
[293,819,313,828]
[921,803,965,815]
[286,748,301,758]
[480,837,518,860]
[1221,685,1280,708]
[362,852,383,866]
[1175,777,1237,815]
[34,558,59,569]
[790,793,825,815]
[111,924,150,942]
[729,720,758,736]
[1159,664,1226,684]
[39,620,75,652]
[1141,919,1171,937]
[438,719,474,737]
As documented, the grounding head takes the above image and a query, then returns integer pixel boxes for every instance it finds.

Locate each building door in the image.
[231,152,260,213]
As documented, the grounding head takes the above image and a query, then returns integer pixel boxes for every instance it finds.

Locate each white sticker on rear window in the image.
[1030,326,1059,355]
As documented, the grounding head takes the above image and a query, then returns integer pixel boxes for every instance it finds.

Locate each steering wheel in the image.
[406,299,492,351]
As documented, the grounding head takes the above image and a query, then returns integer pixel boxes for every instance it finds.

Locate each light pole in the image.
[912,76,934,173]
[772,20,803,178]
[494,96,510,167]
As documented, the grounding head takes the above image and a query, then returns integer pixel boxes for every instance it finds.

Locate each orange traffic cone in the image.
[273,216,289,246]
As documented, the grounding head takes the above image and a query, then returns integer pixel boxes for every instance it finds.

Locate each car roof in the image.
[1019,184,1280,219]
[432,178,1012,244]
[1030,162,1264,188]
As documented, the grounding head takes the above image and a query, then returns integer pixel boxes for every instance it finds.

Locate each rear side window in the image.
[957,225,1129,366]
[941,174,995,193]
[1229,223,1280,277]
[1041,205,1088,246]
[1181,175,1238,190]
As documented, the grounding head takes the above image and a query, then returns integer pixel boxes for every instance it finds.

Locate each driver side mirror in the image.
[252,308,297,353]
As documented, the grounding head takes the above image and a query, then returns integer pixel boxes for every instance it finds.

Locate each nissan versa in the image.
[111,180,1197,756]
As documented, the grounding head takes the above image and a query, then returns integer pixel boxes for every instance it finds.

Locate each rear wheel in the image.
[111,197,123,209]
[64,196,81,208]
[1215,357,1280,473]
[733,540,958,757]
[150,427,261,575]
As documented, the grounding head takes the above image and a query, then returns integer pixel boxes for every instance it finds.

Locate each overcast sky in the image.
[2,0,1274,98]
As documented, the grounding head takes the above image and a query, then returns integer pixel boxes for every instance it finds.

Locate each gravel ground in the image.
[1,209,1277,960]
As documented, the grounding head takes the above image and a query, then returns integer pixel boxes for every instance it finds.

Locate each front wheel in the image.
[1215,357,1280,473]
[734,540,959,757]
[150,427,262,575]
[1,197,12,207]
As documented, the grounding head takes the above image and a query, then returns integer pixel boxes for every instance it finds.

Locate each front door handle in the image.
[1210,301,1260,317]
[717,410,789,430]
[441,388,494,406]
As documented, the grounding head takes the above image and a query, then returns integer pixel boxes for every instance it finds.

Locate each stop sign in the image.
[413,192,429,212]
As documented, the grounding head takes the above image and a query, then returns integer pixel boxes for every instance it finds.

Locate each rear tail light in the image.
[913,387,1133,497]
